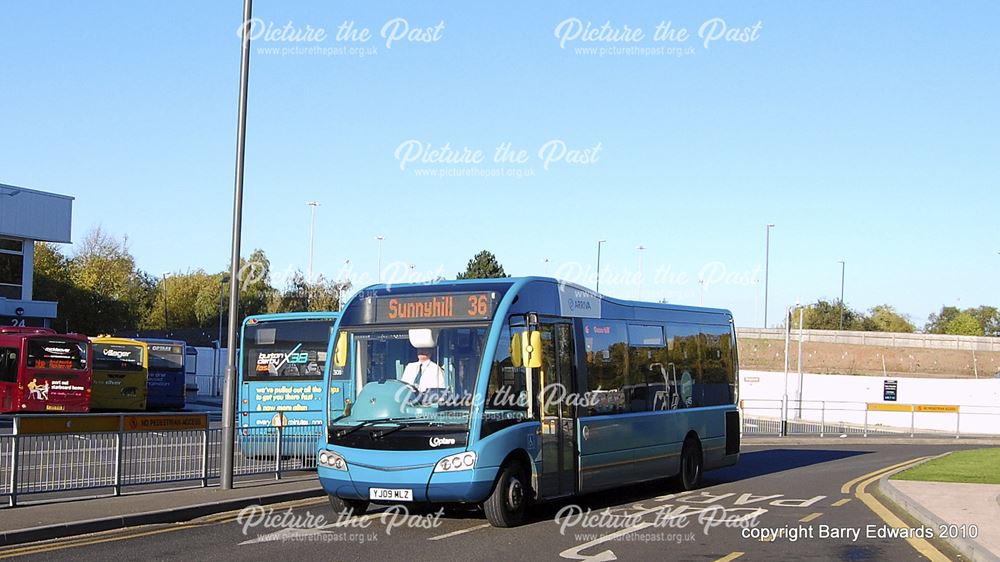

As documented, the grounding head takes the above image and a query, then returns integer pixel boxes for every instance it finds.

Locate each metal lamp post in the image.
[838,260,846,330]
[764,224,775,327]
[636,245,645,299]
[596,240,606,293]
[161,272,171,329]
[221,0,254,490]
[376,235,385,283]
[307,201,320,281]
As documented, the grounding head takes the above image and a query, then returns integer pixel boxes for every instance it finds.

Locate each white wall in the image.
[186,346,229,396]
[739,370,1000,435]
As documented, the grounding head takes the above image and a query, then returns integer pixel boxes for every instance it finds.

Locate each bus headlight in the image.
[318,450,348,471]
[434,452,476,473]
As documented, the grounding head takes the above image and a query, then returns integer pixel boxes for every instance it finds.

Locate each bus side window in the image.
[0,348,17,383]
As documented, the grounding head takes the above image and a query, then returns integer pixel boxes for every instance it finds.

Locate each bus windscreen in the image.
[148,344,184,371]
[243,320,333,380]
[26,338,88,371]
[93,344,144,372]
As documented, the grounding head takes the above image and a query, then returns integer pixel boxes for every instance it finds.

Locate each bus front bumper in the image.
[318,464,496,504]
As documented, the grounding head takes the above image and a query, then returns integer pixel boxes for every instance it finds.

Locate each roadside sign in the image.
[915,404,959,413]
[867,403,912,412]
[883,380,897,402]
[16,415,120,434]
[867,403,959,413]
[123,414,208,432]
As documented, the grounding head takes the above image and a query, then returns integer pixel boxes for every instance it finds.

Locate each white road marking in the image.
[427,523,490,541]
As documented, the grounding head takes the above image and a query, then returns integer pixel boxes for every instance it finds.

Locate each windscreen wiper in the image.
[371,419,435,440]
[333,417,402,438]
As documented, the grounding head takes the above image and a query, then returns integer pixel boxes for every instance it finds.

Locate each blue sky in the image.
[2,1,997,328]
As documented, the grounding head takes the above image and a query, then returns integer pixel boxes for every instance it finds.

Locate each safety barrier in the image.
[740,398,1000,438]
[0,413,322,507]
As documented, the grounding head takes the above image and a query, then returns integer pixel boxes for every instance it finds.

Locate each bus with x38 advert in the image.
[238,312,339,458]
[316,277,739,526]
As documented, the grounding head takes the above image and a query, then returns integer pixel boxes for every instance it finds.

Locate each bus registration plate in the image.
[369,488,412,501]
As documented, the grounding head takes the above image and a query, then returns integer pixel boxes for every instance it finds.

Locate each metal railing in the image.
[740,398,1000,438]
[737,327,1000,352]
[0,414,322,507]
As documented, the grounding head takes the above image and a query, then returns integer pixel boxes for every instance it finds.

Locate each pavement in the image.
[880,465,1000,562]
[0,476,326,546]
[0,436,997,561]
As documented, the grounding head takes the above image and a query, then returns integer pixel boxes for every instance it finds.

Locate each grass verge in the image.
[893,448,1000,484]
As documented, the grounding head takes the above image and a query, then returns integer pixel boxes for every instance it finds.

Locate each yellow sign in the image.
[17,415,120,434]
[867,403,913,412]
[915,404,960,413]
[123,414,208,432]
[867,403,960,413]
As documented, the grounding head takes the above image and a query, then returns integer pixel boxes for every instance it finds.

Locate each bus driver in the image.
[400,348,446,391]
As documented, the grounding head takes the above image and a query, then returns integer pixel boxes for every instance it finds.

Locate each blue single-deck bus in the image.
[239,312,339,458]
[317,277,740,527]
[137,338,187,410]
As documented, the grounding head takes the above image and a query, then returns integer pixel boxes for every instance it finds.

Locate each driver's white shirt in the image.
[400,360,445,391]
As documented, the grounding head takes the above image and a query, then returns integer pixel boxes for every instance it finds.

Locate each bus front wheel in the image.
[328,494,369,517]
[677,437,703,491]
[483,461,529,527]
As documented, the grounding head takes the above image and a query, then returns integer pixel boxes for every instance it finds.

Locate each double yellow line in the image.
[844,456,950,562]
[0,497,327,559]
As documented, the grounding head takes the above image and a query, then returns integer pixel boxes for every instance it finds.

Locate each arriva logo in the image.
[429,437,456,447]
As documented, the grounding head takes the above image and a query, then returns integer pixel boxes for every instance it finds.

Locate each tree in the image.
[32,242,93,333]
[862,305,915,333]
[925,306,961,334]
[925,305,994,336]
[270,271,349,313]
[944,313,984,336]
[792,299,863,330]
[965,306,1000,336]
[194,273,229,327]
[456,250,509,280]
[143,270,219,329]
[33,229,154,334]
[238,248,275,317]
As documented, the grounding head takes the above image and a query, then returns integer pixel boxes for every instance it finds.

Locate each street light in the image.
[222,0,254,491]
[543,258,550,276]
[376,235,385,283]
[217,274,230,350]
[161,272,172,330]
[215,274,230,397]
[636,245,645,299]
[764,224,775,328]
[699,277,705,306]
[596,240,607,293]
[838,260,846,330]
[338,259,350,311]
[307,201,320,281]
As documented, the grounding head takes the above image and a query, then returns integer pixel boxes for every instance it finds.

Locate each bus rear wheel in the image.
[676,437,703,491]
[483,461,529,527]
[328,494,369,517]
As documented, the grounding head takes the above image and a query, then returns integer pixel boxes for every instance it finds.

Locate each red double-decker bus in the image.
[0,327,92,413]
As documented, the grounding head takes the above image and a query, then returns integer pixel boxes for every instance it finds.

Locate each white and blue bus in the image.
[317,277,739,527]
[239,312,339,458]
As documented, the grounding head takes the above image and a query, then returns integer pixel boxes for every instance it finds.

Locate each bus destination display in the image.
[375,292,496,323]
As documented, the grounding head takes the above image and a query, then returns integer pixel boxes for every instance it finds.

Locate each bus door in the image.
[0,346,18,411]
[537,320,578,499]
